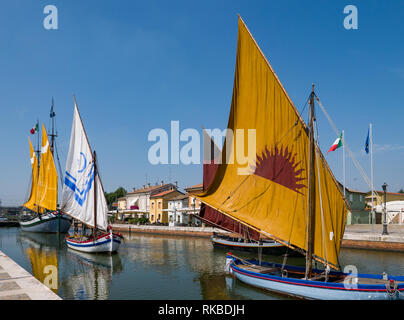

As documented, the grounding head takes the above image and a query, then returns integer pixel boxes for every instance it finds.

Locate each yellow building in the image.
[366,191,404,208]
[149,189,184,224]
[117,197,127,211]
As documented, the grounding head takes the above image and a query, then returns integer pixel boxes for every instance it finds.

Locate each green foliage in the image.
[398,189,404,194]
[128,217,149,225]
[105,187,127,206]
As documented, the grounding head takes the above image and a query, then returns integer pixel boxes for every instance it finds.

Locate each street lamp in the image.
[382,183,388,235]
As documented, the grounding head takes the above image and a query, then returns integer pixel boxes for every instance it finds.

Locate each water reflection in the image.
[61,250,123,300]
[18,232,63,294]
[6,227,404,300]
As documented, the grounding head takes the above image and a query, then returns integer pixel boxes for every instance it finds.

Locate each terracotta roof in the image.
[150,189,183,199]
[336,181,367,194]
[127,183,174,195]
[184,183,203,190]
[169,194,189,201]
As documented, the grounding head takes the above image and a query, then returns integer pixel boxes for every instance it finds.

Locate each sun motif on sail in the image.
[250,145,306,194]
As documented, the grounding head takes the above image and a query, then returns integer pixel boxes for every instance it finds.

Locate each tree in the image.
[105,187,127,206]
[398,189,404,194]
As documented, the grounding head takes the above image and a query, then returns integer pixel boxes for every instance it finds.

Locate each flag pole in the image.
[370,123,374,231]
[343,130,345,198]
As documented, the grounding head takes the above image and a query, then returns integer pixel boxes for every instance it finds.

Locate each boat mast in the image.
[36,119,41,218]
[49,97,57,156]
[93,150,97,239]
[305,84,316,279]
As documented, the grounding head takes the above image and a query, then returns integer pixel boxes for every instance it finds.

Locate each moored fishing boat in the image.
[195,16,404,300]
[66,227,122,253]
[212,233,286,254]
[20,211,72,233]
[226,254,404,300]
[21,104,72,233]
[62,97,123,253]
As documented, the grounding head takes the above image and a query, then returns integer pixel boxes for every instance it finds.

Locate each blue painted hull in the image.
[227,255,404,300]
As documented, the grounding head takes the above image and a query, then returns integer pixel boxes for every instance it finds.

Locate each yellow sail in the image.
[23,137,43,213]
[36,124,58,211]
[195,17,348,269]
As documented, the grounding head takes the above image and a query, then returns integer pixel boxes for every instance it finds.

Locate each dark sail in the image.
[198,130,260,241]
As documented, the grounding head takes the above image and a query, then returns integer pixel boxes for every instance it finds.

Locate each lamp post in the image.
[382,183,388,235]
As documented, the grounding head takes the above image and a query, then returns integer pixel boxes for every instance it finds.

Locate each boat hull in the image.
[212,235,289,255]
[20,213,72,233]
[66,232,122,253]
[228,255,404,300]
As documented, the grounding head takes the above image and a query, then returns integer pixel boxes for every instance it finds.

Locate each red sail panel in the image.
[198,130,260,241]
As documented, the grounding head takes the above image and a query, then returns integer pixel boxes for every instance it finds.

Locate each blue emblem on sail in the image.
[64,164,95,207]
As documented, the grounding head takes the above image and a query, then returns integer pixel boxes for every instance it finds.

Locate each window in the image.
[158,201,161,209]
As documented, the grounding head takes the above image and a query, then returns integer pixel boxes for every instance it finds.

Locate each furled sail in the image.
[195,17,347,269]
[23,137,44,213]
[199,130,260,241]
[36,125,58,211]
[61,101,108,231]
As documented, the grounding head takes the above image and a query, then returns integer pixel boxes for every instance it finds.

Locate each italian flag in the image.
[30,123,39,135]
[327,133,343,154]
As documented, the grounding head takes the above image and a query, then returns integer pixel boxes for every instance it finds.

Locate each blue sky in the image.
[0,0,403,205]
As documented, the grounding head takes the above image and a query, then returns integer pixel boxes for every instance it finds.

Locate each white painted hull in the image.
[20,213,72,233]
[66,232,122,253]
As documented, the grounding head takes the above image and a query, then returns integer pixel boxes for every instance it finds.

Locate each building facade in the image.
[149,189,184,224]
[184,183,203,226]
[117,182,176,220]
[167,194,189,226]
[344,187,369,225]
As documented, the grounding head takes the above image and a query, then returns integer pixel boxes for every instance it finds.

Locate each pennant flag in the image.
[30,122,39,135]
[327,132,343,154]
[365,129,369,154]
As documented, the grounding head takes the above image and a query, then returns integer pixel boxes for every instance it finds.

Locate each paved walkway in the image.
[343,224,404,251]
[112,224,229,237]
[0,250,61,300]
[345,224,404,236]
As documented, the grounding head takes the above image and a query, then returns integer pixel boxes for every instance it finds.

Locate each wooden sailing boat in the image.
[63,97,122,253]
[200,130,288,255]
[195,16,404,299]
[21,103,72,233]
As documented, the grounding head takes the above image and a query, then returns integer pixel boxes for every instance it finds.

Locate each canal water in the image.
[1,226,404,300]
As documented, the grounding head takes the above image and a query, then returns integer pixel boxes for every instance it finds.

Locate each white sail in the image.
[61,101,108,231]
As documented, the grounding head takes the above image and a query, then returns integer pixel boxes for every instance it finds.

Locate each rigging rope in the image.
[314,119,329,269]
[315,95,379,199]
[54,141,64,188]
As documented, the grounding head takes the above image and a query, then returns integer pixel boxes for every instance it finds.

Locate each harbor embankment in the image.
[113,223,404,252]
[342,224,404,252]
[112,223,229,238]
[0,250,61,300]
